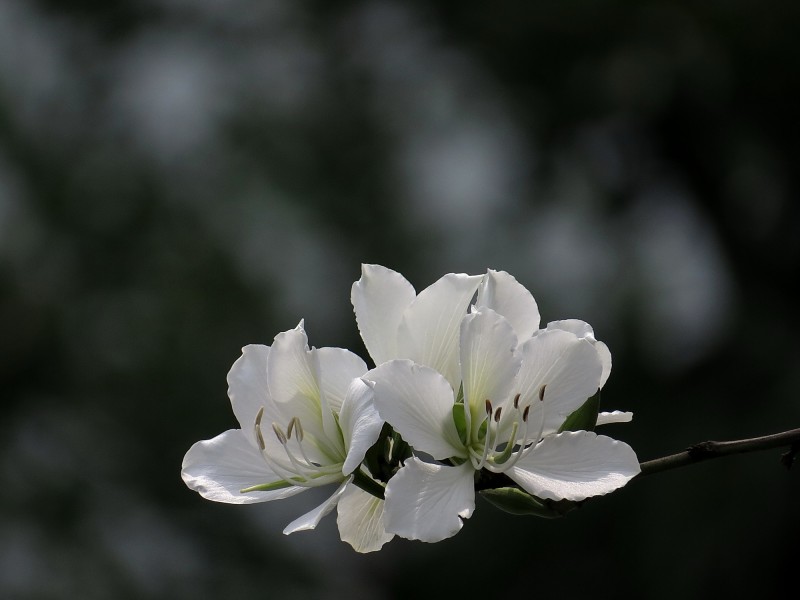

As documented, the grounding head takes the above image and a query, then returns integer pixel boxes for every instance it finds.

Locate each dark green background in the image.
[2,1,798,598]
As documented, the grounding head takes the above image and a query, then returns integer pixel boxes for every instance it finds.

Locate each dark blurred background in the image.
[2,1,799,598]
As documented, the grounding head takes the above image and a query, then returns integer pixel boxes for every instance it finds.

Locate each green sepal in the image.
[452,402,468,446]
[389,429,412,465]
[363,423,412,483]
[455,382,464,404]
[477,418,488,442]
[364,422,393,481]
[479,487,578,518]
[558,389,601,433]
[351,469,385,500]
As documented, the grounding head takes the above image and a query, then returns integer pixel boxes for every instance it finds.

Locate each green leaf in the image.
[480,487,566,518]
[558,389,601,433]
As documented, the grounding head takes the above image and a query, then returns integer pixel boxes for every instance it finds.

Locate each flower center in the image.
[469,385,547,473]
[252,407,343,487]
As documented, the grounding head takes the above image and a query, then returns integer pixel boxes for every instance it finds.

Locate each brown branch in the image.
[638,427,800,477]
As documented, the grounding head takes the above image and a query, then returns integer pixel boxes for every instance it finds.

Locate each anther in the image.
[292,417,304,442]
[272,423,288,445]
[538,384,547,402]
[485,399,493,415]
[254,407,266,450]
[494,407,502,422]
[522,405,530,422]
[513,393,521,409]
[255,426,266,451]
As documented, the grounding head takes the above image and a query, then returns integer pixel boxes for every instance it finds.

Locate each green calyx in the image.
[558,389,601,433]
[351,468,386,500]
[452,402,469,446]
[480,487,580,518]
[363,423,411,487]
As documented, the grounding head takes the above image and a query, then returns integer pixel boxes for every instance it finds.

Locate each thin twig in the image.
[638,427,800,477]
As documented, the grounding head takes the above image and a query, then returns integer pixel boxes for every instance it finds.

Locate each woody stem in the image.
[637,427,800,476]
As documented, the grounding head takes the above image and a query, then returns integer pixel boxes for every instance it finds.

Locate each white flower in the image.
[352,264,623,423]
[181,322,393,553]
[351,265,541,383]
[352,264,483,388]
[363,289,640,542]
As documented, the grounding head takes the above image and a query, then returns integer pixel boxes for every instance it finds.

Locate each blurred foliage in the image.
[1,1,798,599]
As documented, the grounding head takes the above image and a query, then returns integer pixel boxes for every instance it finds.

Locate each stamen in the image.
[254,407,266,451]
[257,444,309,484]
[279,434,315,475]
[514,395,547,465]
[257,446,341,488]
[474,420,494,470]
[502,417,531,470]
[293,430,316,467]
[255,426,266,451]
[293,417,304,442]
[270,421,319,477]
[272,423,288,445]
[490,421,519,467]
[249,411,344,489]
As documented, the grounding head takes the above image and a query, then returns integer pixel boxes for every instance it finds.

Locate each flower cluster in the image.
[182,265,640,552]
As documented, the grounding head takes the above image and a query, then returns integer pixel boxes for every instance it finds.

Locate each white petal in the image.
[367,360,466,460]
[340,379,384,475]
[283,477,351,534]
[313,347,367,414]
[268,323,318,406]
[336,484,394,553]
[181,429,304,504]
[594,340,612,389]
[596,411,633,425]
[267,324,328,451]
[546,319,595,338]
[460,308,521,424]
[226,344,302,459]
[396,272,483,390]
[383,458,475,543]
[547,319,612,388]
[507,430,641,501]
[226,344,271,449]
[515,329,603,435]
[351,264,417,366]
[476,270,540,340]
